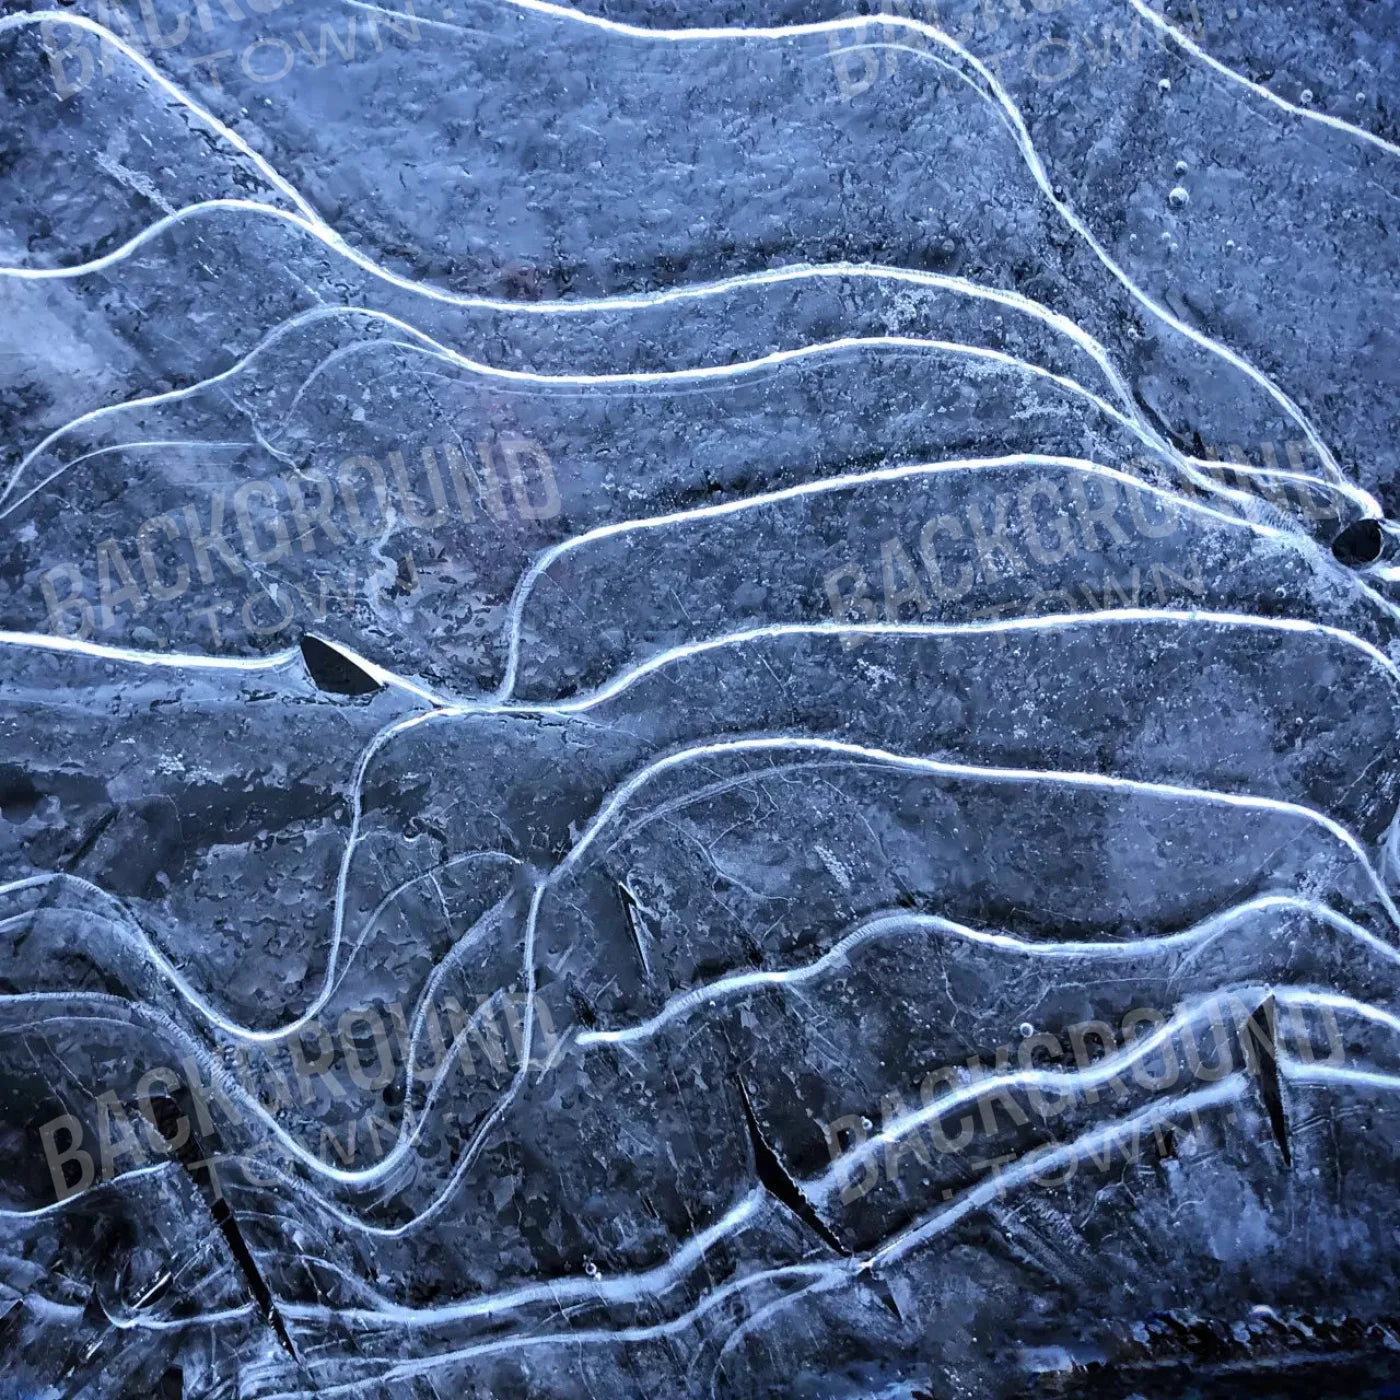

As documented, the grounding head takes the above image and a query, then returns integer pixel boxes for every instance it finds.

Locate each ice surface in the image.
[2,0,1400,1394]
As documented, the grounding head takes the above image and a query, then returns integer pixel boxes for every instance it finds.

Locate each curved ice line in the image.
[15,195,1360,525]
[814,984,1350,1202]
[284,327,1309,530]
[4,619,1395,1169]
[494,452,1309,701]
[347,0,1346,484]
[70,719,1334,1235]
[0,629,303,673]
[3,6,1344,486]
[197,974,1299,1321]
[279,1191,765,1327]
[0,199,1138,417]
[0,624,446,708]
[0,708,452,1065]
[562,737,1400,925]
[864,1063,1400,1277]
[1187,457,1379,522]
[252,1078,1264,1394]
[480,610,1400,721]
[0,302,390,514]
[0,13,315,216]
[867,1075,1248,1268]
[578,897,1400,1050]
[0,1159,179,1220]
[0,301,1167,521]
[1283,1062,1400,1093]
[0,875,549,1232]
[0,849,518,1045]
[4,1287,255,1334]
[4,6,1391,1351]
[1274,986,1400,1041]
[236,706,434,1046]
[0,986,519,1211]
[1124,0,1400,163]
[454,737,1400,1232]
[253,1260,839,1398]
[29,1011,1397,1366]
[5,285,1245,546]
[279,318,1145,442]
[34,1018,1394,1353]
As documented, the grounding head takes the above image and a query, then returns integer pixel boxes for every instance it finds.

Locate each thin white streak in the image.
[561,736,1400,926]
[493,452,1298,700]
[1124,0,1400,162]
[488,610,1400,721]
[579,897,1400,1049]
[344,0,1346,483]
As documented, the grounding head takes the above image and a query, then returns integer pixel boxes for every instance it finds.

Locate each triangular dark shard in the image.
[300,635,384,696]
[615,881,653,982]
[146,1095,302,1363]
[734,1075,848,1256]
[1244,997,1292,1169]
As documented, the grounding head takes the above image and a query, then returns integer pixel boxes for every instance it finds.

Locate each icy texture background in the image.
[1,0,1400,1394]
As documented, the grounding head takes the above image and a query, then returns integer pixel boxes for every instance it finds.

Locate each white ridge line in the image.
[0,198,1136,413]
[342,0,1348,485]
[579,896,1400,1049]
[1124,0,1400,163]
[481,610,1400,720]
[492,451,1325,701]
[561,737,1400,927]
[248,1055,1400,1392]
[1,8,1347,488]
[0,13,316,219]
[0,304,1155,517]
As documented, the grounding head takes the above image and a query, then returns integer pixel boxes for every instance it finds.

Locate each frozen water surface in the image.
[1,0,1399,1394]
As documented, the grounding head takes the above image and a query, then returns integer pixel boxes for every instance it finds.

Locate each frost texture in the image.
[1,0,1400,1395]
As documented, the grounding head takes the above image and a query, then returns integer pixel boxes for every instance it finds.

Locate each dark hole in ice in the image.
[1332,518,1384,566]
[299,635,383,696]
[0,766,40,824]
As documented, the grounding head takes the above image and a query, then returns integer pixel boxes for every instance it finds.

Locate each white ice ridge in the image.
[342,0,1349,485]
[809,985,1398,1209]
[1123,0,1400,163]
[0,198,1141,409]
[242,1056,1400,1394]
[0,301,1170,519]
[42,987,1390,1347]
[0,194,1380,517]
[0,8,1352,488]
[1,292,1347,552]
[4,606,1392,1057]
[0,627,447,707]
[440,734,1400,1249]
[0,292,1205,527]
[3,720,1392,1240]
[576,894,1400,1050]
[482,610,1400,719]
[491,452,1398,702]
[551,737,1400,933]
[4,982,1392,1358]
